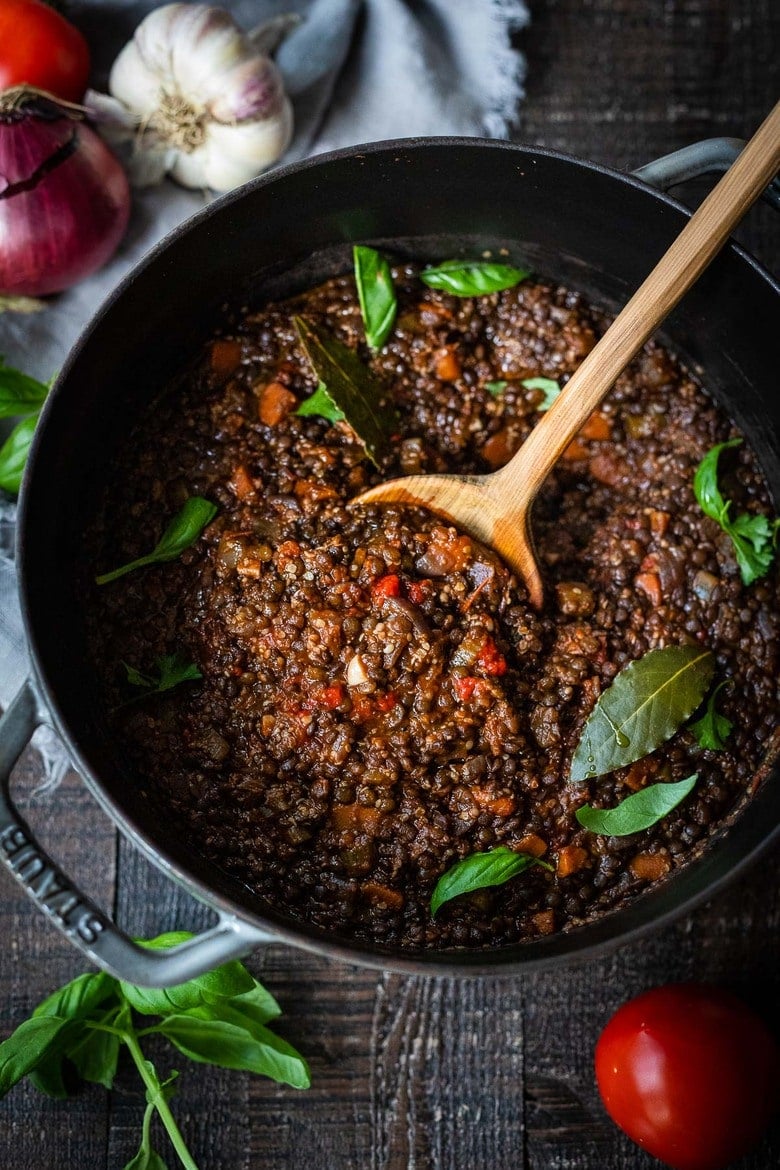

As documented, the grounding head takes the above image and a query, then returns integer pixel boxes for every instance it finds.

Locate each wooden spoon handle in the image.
[493,100,780,505]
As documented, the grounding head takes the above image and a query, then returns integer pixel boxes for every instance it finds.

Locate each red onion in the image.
[0,88,130,296]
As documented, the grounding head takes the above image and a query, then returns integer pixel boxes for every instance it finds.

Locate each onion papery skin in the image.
[0,97,131,296]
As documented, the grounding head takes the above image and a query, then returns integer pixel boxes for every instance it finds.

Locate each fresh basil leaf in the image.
[0,356,49,418]
[96,497,217,585]
[33,971,117,1021]
[155,1014,310,1089]
[26,973,120,1094]
[208,984,281,1027]
[690,680,733,751]
[693,440,777,585]
[124,663,155,688]
[66,1020,121,1090]
[353,245,397,350]
[123,654,202,701]
[179,1002,307,1085]
[121,933,257,1016]
[693,439,738,526]
[295,379,344,422]
[28,1058,69,1099]
[726,511,774,586]
[576,774,698,836]
[485,380,507,397]
[430,846,552,917]
[0,1016,70,1096]
[420,260,530,297]
[294,317,397,468]
[0,413,38,494]
[522,376,561,411]
[570,645,715,782]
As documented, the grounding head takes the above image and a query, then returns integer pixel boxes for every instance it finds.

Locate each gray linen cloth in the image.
[0,0,528,788]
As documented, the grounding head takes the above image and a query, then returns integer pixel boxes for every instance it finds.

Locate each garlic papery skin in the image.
[105,3,292,192]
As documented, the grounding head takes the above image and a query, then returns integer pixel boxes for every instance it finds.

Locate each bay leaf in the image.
[569,645,715,782]
[294,317,397,469]
[576,774,698,835]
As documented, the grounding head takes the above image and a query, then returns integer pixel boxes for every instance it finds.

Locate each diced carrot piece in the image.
[562,438,590,461]
[228,464,254,500]
[258,381,297,426]
[556,845,589,877]
[481,427,522,468]
[376,692,397,713]
[649,509,670,538]
[371,574,402,600]
[516,834,548,857]
[331,804,383,834]
[435,347,462,382]
[362,882,404,910]
[532,909,555,935]
[630,852,671,881]
[471,787,516,817]
[210,338,241,378]
[624,760,657,791]
[578,411,612,441]
[276,540,302,563]
[635,571,663,607]
[589,452,628,486]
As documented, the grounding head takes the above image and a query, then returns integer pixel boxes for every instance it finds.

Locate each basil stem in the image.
[96,498,217,586]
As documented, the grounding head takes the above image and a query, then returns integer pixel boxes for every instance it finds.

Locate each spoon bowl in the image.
[356,101,780,607]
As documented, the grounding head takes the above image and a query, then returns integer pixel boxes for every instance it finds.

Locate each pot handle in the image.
[633,137,780,211]
[0,680,274,987]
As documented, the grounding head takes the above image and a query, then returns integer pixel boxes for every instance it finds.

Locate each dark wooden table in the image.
[2,2,779,1167]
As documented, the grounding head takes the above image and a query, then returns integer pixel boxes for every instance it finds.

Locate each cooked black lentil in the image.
[85,266,779,949]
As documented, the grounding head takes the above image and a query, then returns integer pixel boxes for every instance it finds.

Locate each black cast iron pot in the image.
[1,138,779,986]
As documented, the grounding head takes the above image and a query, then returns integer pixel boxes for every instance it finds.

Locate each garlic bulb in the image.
[99,3,293,192]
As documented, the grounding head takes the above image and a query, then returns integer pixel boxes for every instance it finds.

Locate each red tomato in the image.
[595,984,779,1170]
[0,0,90,102]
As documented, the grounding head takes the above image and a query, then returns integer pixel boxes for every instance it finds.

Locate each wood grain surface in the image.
[2,2,779,1168]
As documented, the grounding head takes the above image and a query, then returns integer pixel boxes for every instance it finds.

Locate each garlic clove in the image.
[190,105,292,191]
[167,148,209,190]
[206,55,286,122]
[110,42,166,119]
[169,6,250,95]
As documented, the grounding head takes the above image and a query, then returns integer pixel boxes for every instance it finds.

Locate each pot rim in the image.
[17,136,780,976]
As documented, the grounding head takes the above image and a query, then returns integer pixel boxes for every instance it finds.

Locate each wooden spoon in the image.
[356,101,780,609]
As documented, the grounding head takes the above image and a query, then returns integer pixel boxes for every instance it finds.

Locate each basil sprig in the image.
[576,774,698,836]
[353,245,397,350]
[295,379,344,423]
[0,357,51,495]
[294,317,397,468]
[522,376,561,410]
[690,680,733,751]
[0,414,39,494]
[693,439,779,585]
[570,645,714,782]
[420,259,530,297]
[123,654,202,701]
[0,933,309,1170]
[0,356,49,417]
[431,846,552,917]
[96,497,217,585]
